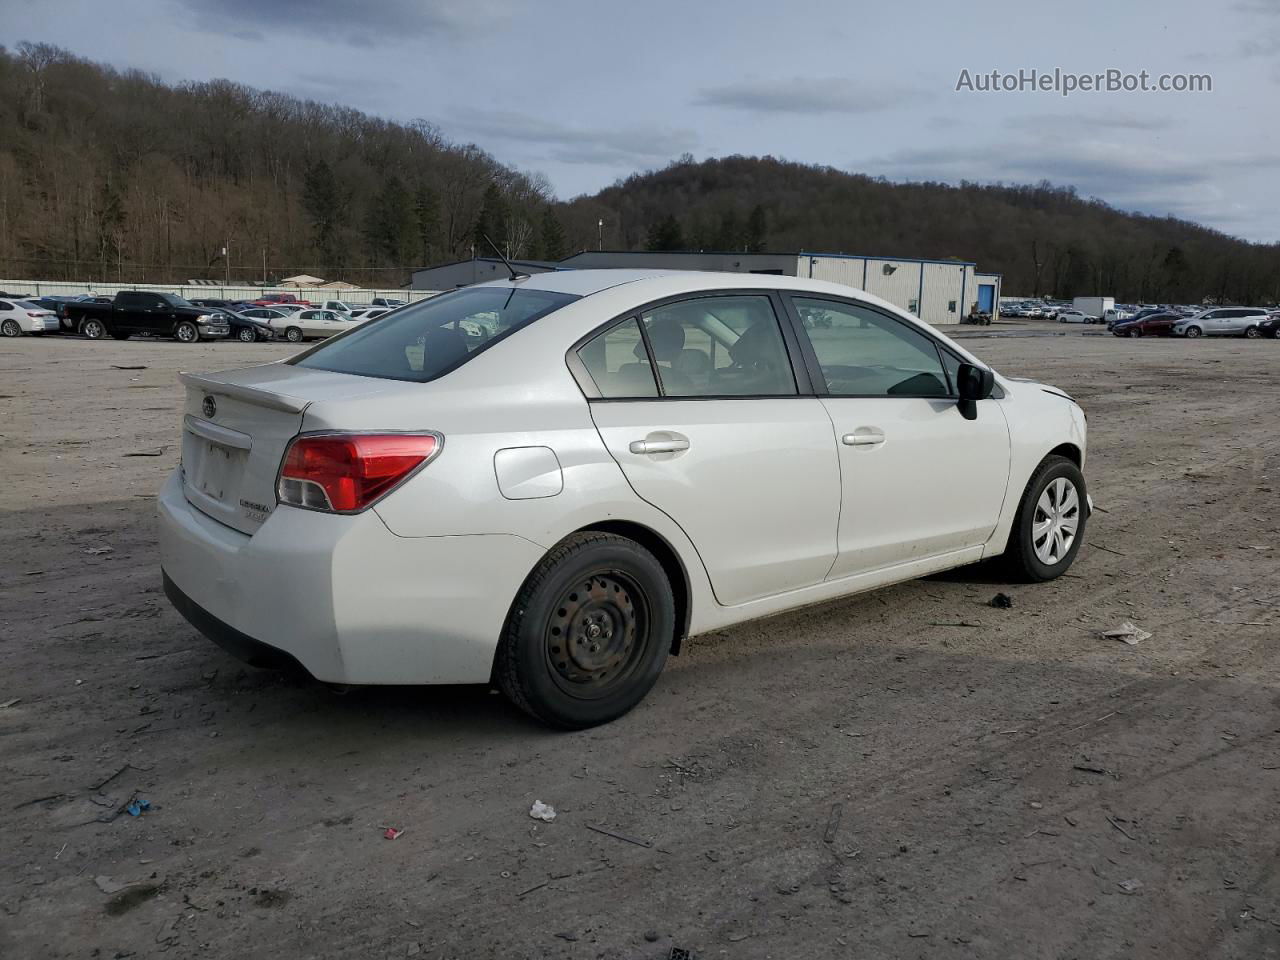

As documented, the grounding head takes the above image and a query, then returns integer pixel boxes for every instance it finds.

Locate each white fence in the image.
[0,279,440,306]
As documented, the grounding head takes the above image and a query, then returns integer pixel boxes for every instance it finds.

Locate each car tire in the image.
[237,326,256,343]
[1244,326,1261,339]
[1,318,20,337]
[80,318,106,340]
[174,321,199,343]
[285,327,303,343]
[496,531,674,729]
[1184,325,1202,338]
[1004,455,1088,583]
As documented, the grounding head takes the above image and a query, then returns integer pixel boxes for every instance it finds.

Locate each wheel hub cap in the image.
[547,574,641,692]
[1032,477,1080,565]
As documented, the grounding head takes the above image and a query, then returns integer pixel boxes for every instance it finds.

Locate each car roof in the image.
[469,267,918,306]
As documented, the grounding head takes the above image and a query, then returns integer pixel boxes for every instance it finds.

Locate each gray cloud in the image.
[447,110,699,168]
[863,141,1218,222]
[1004,111,1173,132]
[173,0,511,46]
[694,77,929,115]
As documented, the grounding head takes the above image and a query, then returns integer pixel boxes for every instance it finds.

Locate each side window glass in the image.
[639,295,796,397]
[578,318,658,398]
[792,298,949,398]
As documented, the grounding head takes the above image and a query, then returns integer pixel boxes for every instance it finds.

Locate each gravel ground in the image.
[2,331,1279,959]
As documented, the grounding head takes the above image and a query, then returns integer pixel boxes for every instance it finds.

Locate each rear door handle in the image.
[629,438,690,455]
[842,430,885,447]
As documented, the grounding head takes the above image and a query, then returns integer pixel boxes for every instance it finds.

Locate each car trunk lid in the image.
[178,364,399,535]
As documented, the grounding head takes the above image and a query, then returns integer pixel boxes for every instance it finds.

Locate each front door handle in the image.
[842,429,885,447]
[629,437,690,455]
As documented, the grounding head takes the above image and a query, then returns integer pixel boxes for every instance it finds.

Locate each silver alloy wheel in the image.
[176,322,197,342]
[1031,476,1080,566]
[1,318,20,337]
[238,326,256,342]
[82,319,104,339]
[286,327,302,342]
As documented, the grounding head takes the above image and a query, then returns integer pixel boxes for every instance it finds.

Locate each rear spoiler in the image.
[179,372,310,415]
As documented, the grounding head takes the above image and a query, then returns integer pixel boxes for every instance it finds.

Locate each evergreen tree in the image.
[364,175,416,266]
[745,204,767,253]
[538,207,569,261]
[473,183,508,256]
[646,214,684,251]
[302,159,345,265]
[413,184,441,265]
[713,210,742,251]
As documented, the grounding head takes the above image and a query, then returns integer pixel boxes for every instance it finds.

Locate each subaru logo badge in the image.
[202,395,217,418]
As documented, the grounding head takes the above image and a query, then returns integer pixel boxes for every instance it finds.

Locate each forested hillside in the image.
[0,43,567,286]
[563,155,1280,303]
[2,43,1276,302]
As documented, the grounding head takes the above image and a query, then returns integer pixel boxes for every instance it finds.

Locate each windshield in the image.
[292,286,579,382]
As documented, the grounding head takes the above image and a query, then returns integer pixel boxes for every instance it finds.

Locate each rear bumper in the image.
[157,470,544,684]
[164,571,310,675]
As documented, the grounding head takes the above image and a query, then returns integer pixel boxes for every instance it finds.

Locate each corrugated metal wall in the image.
[0,279,437,306]
[803,256,969,325]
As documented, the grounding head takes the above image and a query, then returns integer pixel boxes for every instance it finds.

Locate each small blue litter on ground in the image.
[126,798,151,817]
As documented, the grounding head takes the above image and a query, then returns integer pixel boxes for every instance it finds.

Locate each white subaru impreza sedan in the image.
[159,270,1089,728]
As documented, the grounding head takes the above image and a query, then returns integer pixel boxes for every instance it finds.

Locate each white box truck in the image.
[1072,296,1114,321]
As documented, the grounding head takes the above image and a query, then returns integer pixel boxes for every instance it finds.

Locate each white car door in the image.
[787,296,1011,579]
[579,293,841,606]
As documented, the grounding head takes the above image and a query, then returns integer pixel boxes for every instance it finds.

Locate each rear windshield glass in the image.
[292,286,579,382]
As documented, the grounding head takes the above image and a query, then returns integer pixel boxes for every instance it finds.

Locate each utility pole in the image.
[597,218,603,251]
[262,247,267,285]
[223,239,230,286]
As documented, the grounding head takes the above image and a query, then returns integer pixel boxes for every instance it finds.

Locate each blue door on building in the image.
[977,284,995,313]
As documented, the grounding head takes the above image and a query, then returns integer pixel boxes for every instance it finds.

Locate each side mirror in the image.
[956,362,994,421]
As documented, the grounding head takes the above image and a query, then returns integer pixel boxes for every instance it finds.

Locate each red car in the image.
[252,293,312,307]
[1112,312,1182,337]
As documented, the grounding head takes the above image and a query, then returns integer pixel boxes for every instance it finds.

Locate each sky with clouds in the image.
[5,0,1279,241]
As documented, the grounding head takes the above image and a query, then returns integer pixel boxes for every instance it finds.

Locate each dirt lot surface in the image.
[3,331,1279,959]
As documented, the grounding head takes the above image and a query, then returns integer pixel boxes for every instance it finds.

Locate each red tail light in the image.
[277,433,441,513]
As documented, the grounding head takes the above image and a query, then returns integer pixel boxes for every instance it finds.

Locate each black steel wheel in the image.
[497,532,674,728]
[544,571,649,700]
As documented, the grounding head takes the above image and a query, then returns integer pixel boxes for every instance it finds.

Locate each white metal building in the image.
[448,250,1004,325]
[799,254,1001,325]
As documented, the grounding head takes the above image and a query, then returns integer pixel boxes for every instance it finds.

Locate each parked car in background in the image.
[350,307,391,322]
[63,291,230,342]
[1111,307,1163,330]
[371,297,408,308]
[1173,307,1269,338]
[0,299,60,336]
[1111,312,1182,337]
[1260,314,1280,339]
[274,308,365,342]
[217,309,276,342]
[1102,307,1134,328]
[319,300,354,314]
[159,270,1090,728]
[1056,309,1094,324]
[266,302,307,314]
[252,293,311,308]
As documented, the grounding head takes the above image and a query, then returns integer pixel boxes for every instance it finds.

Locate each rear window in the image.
[292,286,579,382]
